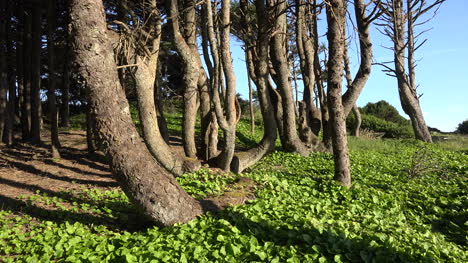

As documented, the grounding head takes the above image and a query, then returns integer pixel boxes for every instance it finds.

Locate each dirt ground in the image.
[0,130,118,209]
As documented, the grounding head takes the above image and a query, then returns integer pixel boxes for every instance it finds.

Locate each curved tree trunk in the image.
[326,0,351,187]
[232,0,278,173]
[70,0,205,226]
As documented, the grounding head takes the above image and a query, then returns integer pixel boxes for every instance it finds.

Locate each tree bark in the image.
[70,0,205,226]
[4,2,16,145]
[326,0,351,187]
[351,105,361,137]
[47,0,61,158]
[30,0,42,144]
[61,22,71,128]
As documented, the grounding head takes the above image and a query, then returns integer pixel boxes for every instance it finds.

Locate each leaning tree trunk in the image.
[403,0,432,143]
[326,0,351,187]
[47,0,61,158]
[70,0,205,226]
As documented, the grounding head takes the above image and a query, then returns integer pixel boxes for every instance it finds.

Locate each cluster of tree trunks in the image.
[0,0,442,226]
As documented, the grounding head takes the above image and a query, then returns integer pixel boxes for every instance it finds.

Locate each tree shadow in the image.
[236,131,258,149]
[0,156,118,187]
[0,180,148,232]
[215,209,436,262]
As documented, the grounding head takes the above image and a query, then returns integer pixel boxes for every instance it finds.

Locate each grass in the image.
[2,113,466,262]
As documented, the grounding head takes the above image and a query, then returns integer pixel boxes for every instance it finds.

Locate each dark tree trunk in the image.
[0,0,7,141]
[22,4,32,141]
[70,0,205,226]
[5,3,16,145]
[30,0,42,144]
[61,31,71,128]
[85,103,96,154]
[326,0,351,187]
[47,0,61,158]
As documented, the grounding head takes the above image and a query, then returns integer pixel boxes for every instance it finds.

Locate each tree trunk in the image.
[47,0,61,158]
[0,0,7,142]
[326,0,351,187]
[247,65,255,135]
[4,3,16,145]
[70,0,206,226]
[393,0,432,142]
[30,0,42,144]
[351,105,361,137]
[85,103,96,154]
[270,0,309,156]
[340,0,374,117]
[22,4,32,141]
[232,0,278,173]
[61,31,71,128]
[296,0,321,137]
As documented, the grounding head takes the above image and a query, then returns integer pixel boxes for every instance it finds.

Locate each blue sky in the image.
[228,0,467,132]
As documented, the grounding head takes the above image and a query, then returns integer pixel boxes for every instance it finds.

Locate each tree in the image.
[0,0,7,142]
[456,120,468,134]
[30,0,42,144]
[326,0,351,187]
[375,0,444,143]
[47,0,61,158]
[70,0,208,226]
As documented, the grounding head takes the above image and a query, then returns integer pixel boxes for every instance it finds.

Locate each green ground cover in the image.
[1,117,466,262]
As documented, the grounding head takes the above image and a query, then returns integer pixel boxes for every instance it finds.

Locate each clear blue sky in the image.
[228,0,468,132]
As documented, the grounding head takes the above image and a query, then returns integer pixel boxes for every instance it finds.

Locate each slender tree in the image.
[47,0,61,157]
[30,0,42,143]
[375,0,444,142]
[326,0,352,187]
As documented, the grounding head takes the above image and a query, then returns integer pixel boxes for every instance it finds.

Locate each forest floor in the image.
[0,130,117,213]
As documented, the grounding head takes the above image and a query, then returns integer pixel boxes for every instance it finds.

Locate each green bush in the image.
[361,100,410,126]
[455,119,468,134]
[347,113,414,138]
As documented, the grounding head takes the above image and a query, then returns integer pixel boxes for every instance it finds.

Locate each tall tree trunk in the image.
[296,0,321,138]
[47,0,61,158]
[70,0,206,226]
[30,0,42,144]
[168,0,200,158]
[404,0,432,142]
[22,4,32,141]
[61,27,71,128]
[270,0,309,156]
[0,0,7,142]
[312,0,330,147]
[232,0,278,173]
[326,0,351,187]
[5,3,16,145]
[340,0,374,117]
[247,64,255,135]
[85,103,96,154]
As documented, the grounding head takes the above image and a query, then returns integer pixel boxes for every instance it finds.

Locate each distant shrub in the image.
[361,100,409,125]
[347,113,414,138]
[456,119,468,134]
